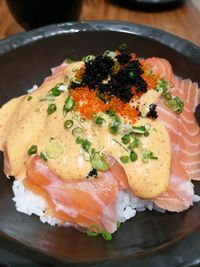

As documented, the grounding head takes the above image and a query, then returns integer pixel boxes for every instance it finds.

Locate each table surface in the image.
[0,0,200,46]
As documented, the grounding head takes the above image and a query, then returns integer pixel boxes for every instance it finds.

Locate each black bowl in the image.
[0,21,200,267]
[110,0,185,12]
[6,0,83,30]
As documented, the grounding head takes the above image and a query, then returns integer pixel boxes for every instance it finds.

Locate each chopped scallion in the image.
[95,116,105,125]
[121,134,131,145]
[82,139,91,152]
[72,127,83,137]
[40,152,48,161]
[101,231,112,241]
[116,221,121,230]
[45,94,56,102]
[91,153,109,171]
[82,55,95,63]
[64,119,74,130]
[118,43,127,51]
[27,96,32,101]
[120,155,129,164]
[45,140,63,159]
[132,125,146,134]
[129,72,134,78]
[51,87,61,96]
[130,151,138,162]
[76,137,91,152]
[128,137,140,150]
[47,103,57,115]
[65,58,74,64]
[174,96,184,107]
[141,150,158,163]
[28,145,37,156]
[109,115,121,135]
[106,109,116,117]
[63,96,75,115]
[86,225,100,236]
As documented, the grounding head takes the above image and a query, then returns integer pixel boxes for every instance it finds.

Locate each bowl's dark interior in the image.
[0,31,200,264]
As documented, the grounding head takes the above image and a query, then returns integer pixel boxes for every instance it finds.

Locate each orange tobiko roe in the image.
[70,87,139,123]
[140,60,160,90]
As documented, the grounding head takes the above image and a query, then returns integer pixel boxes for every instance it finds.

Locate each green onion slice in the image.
[28,145,37,156]
[82,55,95,63]
[116,221,121,230]
[132,126,146,134]
[121,134,131,145]
[45,140,63,159]
[86,225,101,236]
[120,155,129,164]
[51,87,61,96]
[174,96,184,107]
[45,94,56,102]
[141,150,158,163]
[65,58,74,64]
[129,72,134,78]
[91,153,109,171]
[118,43,127,51]
[95,116,105,125]
[106,109,116,117]
[130,151,138,162]
[72,127,83,137]
[47,103,57,115]
[64,120,74,130]
[40,152,48,161]
[109,115,121,135]
[101,231,112,241]
[76,137,91,152]
[63,96,75,114]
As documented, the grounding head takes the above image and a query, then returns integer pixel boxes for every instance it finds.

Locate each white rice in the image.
[12,178,60,226]
[27,84,38,93]
[12,178,165,228]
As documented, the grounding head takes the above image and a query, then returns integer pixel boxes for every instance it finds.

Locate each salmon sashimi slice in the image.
[153,175,194,212]
[170,76,200,113]
[157,101,200,181]
[145,57,175,82]
[153,148,195,212]
[25,155,127,233]
[106,155,130,190]
[145,57,200,211]
[146,57,200,181]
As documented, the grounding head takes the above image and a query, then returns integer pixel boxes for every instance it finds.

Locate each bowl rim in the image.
[0,21,199,63]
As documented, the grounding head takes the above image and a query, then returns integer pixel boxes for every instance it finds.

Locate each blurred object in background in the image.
[110,0,185,11]
[6,0,83,30]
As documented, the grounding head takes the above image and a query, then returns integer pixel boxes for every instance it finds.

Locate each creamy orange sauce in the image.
[0,62,171,198]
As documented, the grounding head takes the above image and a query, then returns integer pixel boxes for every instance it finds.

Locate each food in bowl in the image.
[0,45,199,240]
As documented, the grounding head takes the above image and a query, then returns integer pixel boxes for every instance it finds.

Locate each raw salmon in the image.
[145,57,175,83]
[25,155,128,233]
[106,155,130,189]
[153,148,194,212]
[146,57,200,211]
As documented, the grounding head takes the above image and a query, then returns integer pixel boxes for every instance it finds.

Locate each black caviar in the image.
[116,53,131,64]
[70,50,147,103]
[147,104,158,119]
[86,168,98,178]
[82,55,114,89]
